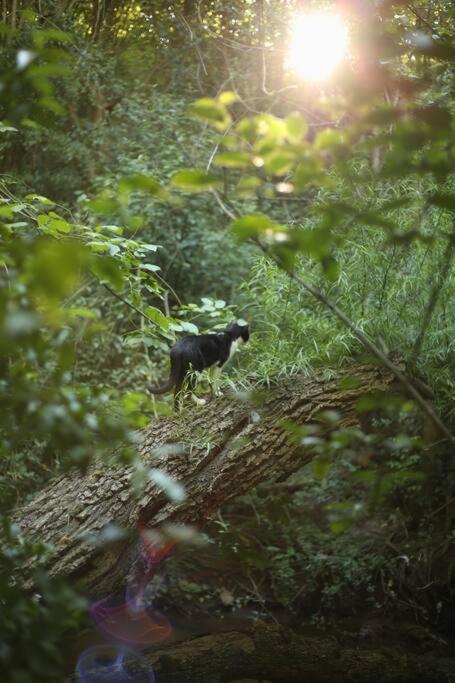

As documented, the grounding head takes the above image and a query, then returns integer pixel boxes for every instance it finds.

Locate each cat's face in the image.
[230,322,249,343]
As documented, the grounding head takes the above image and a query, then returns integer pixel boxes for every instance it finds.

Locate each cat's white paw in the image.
[191,395,206,406]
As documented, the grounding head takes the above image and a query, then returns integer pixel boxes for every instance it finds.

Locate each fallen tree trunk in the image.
[15,363,397,598]
[71,623,455,683]
[144,623,455,683]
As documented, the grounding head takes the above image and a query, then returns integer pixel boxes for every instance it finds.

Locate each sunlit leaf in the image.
[214,152,251,168]
[231,213,281,240]
[285,114,308,143]
[218,91,238,106]
[171,169,222,192]
[25,194,55,205]
[314,129,343,149]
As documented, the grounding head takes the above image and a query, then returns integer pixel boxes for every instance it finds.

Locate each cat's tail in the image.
[150,354,182,395]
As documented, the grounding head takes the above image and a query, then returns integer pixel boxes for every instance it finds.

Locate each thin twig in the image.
[407,3,442,39]
[154,271,183,306]
[102,283,156,327]
[163,290,170,318]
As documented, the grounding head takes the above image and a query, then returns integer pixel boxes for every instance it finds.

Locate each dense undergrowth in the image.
[0,2,454,681]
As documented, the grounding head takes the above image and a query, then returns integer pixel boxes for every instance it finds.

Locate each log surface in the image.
[15,363,397,597]
[142,623,455,683]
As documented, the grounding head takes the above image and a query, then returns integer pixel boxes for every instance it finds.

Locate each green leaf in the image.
[0,206,14,219]
[233,176,262,197]
[190,97,225,121]
[140,263,160,272]
[87,242,111,253]
[312,459,331,480]
[68,307,99,320]
[314,129,343,149]
[230,213,278,240]
[125,214,144,230]
[88,197,119,215]
[171,169,221,192]
[214,152,251,168]
[189,98,230,129]
[96,224,123,235]
[271,243,295,272]
[218,91,238,106]
[32,27,71,46]
[90,255,124,289]
[285,114,308,143]
[119,174,167,198]
[144,306,170,330]
[263,150,296,175]
[30,241,87,301]
[180,321,199,334]
[0,122,18,133]
[8,221,28,229]
[25,194,55,205]
[294,228,331,258]
[294,158,323,189]
[37,213,72,234]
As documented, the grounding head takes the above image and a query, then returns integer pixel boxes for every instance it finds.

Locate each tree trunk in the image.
[15,363,398,598]
[72,624,455,683]
[148,624,455,683]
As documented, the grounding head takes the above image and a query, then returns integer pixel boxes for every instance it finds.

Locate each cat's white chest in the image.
[228,337,243,360]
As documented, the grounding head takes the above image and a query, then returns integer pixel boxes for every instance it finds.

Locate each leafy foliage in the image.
[0,1,454,680]
[0,520,87,682]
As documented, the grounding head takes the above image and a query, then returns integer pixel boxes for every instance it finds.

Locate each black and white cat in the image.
[150,321,249,408]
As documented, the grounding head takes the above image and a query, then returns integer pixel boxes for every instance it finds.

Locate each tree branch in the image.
[102,283,158,327]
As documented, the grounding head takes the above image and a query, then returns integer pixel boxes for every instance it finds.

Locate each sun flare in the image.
[286,11,348,82]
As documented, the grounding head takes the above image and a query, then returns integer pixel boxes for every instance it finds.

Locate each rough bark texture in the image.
[15,363,398,598]
[145,624,455,683]
[74,624,455,683]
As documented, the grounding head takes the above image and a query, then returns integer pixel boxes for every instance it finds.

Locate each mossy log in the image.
[15,363,398,598]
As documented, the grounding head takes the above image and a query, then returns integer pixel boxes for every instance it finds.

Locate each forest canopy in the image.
[0,1,454,682]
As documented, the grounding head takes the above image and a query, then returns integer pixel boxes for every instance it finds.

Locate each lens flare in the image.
[286,11,348,82]
[90,592,172,647]
[76,645,154,682]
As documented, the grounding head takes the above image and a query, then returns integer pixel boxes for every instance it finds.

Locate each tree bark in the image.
[73,624,455,683]
[15,363,398,598]
[148,624,455,683]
